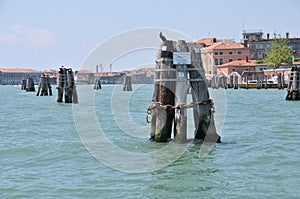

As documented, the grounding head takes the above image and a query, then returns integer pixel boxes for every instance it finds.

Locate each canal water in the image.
[0,85,299,198]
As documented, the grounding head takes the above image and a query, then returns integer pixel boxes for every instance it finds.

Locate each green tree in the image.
[264,34,293,68]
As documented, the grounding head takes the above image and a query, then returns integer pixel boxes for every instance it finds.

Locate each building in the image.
[217,60,268,78]
[0,68,41,85]
[200,40,250,77]
[243,31,300,60]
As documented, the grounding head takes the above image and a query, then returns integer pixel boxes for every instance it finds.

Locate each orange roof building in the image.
[200,40,250,78]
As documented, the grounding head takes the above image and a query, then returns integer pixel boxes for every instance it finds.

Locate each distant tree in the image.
[264,34,293,68]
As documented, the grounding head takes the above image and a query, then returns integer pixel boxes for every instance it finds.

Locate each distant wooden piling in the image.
[233,76,238,89]
[286,66,300,100]
[37,74,52,96]
[21,79,26,90]
[123,75,132,91]
[94,78,102,89]
[56,66,78,103]
[149,33,221,143]
[25,77,35,92]
[264,75,268,89]
[256,76,261,89]
[219,76,227,89]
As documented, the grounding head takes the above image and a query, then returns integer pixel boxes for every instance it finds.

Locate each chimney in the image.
[244,39,248,48]
[96,64,99,73]
[212,38,217,43]
[286,32,289,39]
[267,33,270,40]
[246,56,249,62]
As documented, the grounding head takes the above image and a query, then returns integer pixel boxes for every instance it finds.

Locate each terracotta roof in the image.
[77,70,92,74]
[196,38,221,47]
[0,68,41,73]
[218,60,266,68]
[214,41,245,49]
[202,41,245,51]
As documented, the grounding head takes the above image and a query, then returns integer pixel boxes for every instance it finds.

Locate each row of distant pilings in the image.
[94,74,133,91]
[21,66,78,103]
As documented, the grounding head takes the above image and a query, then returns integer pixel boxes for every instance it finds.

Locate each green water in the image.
[0,85,299,198]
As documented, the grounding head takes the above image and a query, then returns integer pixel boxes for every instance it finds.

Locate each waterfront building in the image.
[0,68,41,85]
[200,40,250,78]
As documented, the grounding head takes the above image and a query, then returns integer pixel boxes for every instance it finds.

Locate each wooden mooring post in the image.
[94,78,102,90]
[123,74,132,91]
[21,79,27,90]
[286,66,300,100]
[37,74,52,96]
[148,33,221,143]
[56,66,78,103]
[25,77,35,92]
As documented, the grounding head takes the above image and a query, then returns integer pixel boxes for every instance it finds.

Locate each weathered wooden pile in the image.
[147,33,221,143]
[286,66,300,100]
[94,78,102,90]
[56,66,78,103]
[36,74,52,96]
[123,74,132,91]
[21,77,35,92]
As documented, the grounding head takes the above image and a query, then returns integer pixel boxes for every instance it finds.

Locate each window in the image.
[229,58,233,62]
[229,51,233,55]
[238,58,242,61]
[238,51,242,55]
[214,51,218,55]
[214,59,218,65]
[220,58,224,65]
[219,51,223,55]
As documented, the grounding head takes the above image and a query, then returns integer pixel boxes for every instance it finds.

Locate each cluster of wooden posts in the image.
[94,78,102,90]
[37,74,52,96]
[123,74,132,91]
[148,34,221,143]
[56,67,78,103]
[20,67,78,103]
[21,77,35,92]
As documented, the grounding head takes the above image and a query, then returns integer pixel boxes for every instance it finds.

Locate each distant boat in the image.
[239,76,287,89]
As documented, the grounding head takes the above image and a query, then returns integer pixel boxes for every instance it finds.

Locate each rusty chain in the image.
[146,99,215,123]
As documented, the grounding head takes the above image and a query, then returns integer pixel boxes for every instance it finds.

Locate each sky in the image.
[0,0,299,72]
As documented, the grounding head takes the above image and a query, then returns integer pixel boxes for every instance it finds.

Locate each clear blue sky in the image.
[0,0,299,71]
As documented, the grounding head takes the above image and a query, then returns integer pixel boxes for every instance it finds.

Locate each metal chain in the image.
[146,99,215,123]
